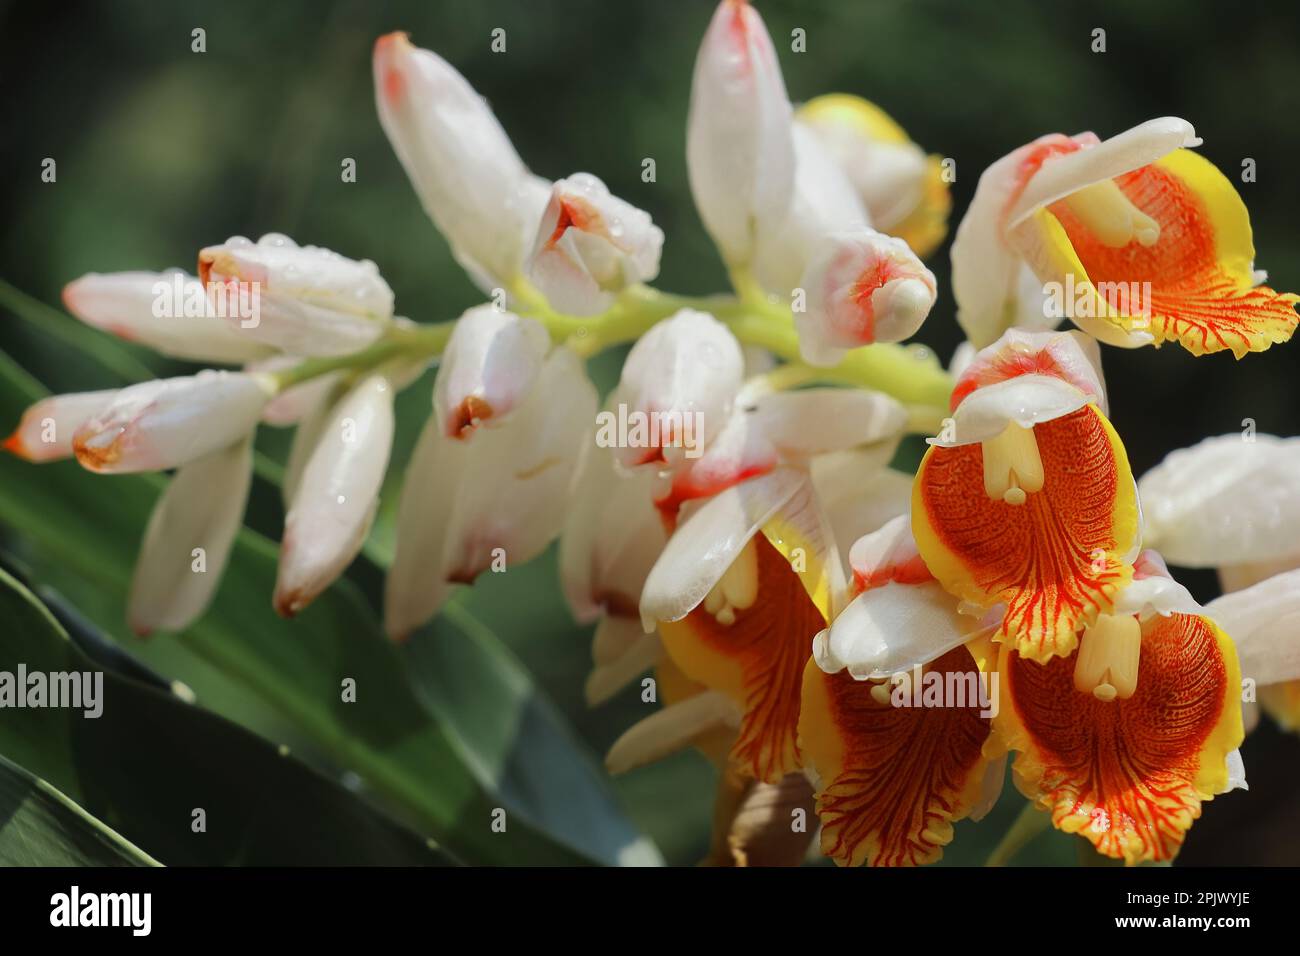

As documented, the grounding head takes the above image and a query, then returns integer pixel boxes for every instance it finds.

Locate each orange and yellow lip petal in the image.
[913,405,1138,662]
[1001,613,1243,865]
[657,532,825,783]
[1259,678,1300,733]
[1037,149,1299,358]
[798,645,993,867]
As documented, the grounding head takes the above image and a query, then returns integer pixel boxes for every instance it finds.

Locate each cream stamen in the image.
[982,422,1044,505]
[1061,179,1161,249]
[1073,613,1141,701]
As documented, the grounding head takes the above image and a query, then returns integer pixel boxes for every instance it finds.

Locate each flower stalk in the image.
[268,280,955,425]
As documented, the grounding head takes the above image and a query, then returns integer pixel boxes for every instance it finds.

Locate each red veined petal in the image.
[658,531,825,783]
[913,405,1139,661]
[1033,150,1299,357]
[799,644,994,867]
[1001,612,1244,864]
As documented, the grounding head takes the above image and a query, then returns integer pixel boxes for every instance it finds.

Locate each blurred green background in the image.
[1,0,1298,865]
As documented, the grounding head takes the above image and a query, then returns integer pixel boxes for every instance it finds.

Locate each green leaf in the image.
[0,752,159,867]
[0,564,452,865]
[0,334,654,865]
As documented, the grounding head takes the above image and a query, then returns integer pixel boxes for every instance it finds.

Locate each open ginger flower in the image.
[912,328,1140,662]
[623,378,907,784]
[800,516,1004,866]
[952,116,1299,355]
[997,551,1246,865]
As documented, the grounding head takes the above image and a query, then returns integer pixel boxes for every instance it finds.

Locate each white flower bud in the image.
[433,305,549,438]
[385,348,598,639]
[527,173,663,316]
[62,271,272,364]
[129,437,253,635]
[373,31,550,291]
[795,228,937,366]
[4,390,118,462]
[613,309,744,468]
[274,373,395,617]
[198,233,393,356]
[72,370,273,474]
[686,0,795,266]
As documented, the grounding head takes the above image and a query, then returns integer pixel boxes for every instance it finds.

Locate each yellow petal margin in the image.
[1016,148,1299,358]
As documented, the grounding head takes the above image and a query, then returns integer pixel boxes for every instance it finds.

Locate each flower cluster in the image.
[7,0,1300,866]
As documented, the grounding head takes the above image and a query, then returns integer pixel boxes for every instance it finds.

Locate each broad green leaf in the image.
[0,752,159,867]
[0,326,656,865]
[0,565,452,865]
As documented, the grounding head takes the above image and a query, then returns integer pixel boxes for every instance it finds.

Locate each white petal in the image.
[1225,749,1248,793]
[686,0,795,265]
[242,297,391,357]
[63,271,272,364]
[1112,550,1202,619]
[813,452,913,573]
[951,137,1065,348]
[4,390,118,463]
[952,328,1107,417]
[72,370,273,473]
[527,173,663,316]
[847,514,924,587]
[441,348,597,583]
[639,467,805,629]
[374,32,546,289]
[128,437,252,635]
[812,580,969,679]
[605,691,740,774]
[283,386,338,509]
[1204,568,1300,688]
[752,122,869,295]
[200,234,392,316]
[753,388,908,459]
[930,374,1091,447]
[797,97,929,231]
[275,373,395,616]
[1006,117,1199,228]
[560,441,664,624]
[433,305,548,438]
[1138,434,1300,568]
[383,417,467,640]
[796,227,936,365]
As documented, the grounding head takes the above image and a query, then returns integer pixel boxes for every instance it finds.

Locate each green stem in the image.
[985,800,1050,867]
[272,321,453,390]
[269,280,955,429]
[724,312,952,412]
